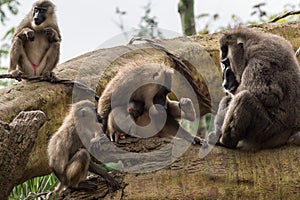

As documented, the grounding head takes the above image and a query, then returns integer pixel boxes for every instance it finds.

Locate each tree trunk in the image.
[0,21,300,199]
[178,0,197,36]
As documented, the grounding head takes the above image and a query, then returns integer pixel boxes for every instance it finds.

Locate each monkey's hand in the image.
[18,28,35,41]
[179,98,196,121]
[44,27,60,42]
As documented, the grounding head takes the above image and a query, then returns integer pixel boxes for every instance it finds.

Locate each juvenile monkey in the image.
[47,100,120,194]
[108,100,144,142]
[98,64,203,144]
[209,28,300,151]
[9,0,61,79]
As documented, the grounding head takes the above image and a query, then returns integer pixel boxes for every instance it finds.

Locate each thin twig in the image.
[269,10,300,23]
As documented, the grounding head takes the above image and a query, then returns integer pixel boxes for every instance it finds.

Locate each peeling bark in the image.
[0,111,46,199]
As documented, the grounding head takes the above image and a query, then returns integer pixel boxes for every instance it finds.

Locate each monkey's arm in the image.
[245,61,284,107]
[38,41,60,77]
[44,27,61,42]
[9,36,33,77]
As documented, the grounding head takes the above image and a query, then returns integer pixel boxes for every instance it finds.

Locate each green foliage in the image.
[114,2,163,39]
[0,0,19,87]
[0,0,20,24]
[137,2,162,39]
[196,2,300,34]
[9,174,58,200]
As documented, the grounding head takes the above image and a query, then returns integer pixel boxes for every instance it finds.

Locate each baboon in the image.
[209,28,300,151]
[9,0,61,79]
[98,64,203,144]
[107,100,144,142]
[47,100,120,194]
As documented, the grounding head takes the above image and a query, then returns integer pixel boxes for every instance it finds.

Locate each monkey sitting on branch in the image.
[208,28,300,151]
[47,100,120,194]
[9,0,61,81]
[97,64,205,145]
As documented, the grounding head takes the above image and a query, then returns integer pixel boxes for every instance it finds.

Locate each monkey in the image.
[97,64,204,144]
[9,0,61,80]
[108,100,144,142]
[208,28,300,151]
[47,100,120,194]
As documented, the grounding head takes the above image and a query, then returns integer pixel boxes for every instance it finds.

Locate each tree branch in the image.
[269,10,300,23]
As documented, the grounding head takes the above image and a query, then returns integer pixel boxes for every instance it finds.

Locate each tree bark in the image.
[0,21,300,199]
[178,0,197,36]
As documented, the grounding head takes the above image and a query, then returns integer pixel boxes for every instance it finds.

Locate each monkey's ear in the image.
[79,108,87,117]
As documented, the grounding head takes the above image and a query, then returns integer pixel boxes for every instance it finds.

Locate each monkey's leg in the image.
[159,116,206,145]
[37,41,60,77]
[9,38,33,76]
[220,90,274,149]
[89,161,120,191]
[167,97,196,121]
[208,95,232,145]
[65,149,90,188]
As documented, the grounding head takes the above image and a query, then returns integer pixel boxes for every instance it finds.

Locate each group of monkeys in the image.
[8,0,300,196]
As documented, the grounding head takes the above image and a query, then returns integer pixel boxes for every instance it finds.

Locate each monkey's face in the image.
[32,1,55,27]
[33,6,47,26]
[219,33,245,94]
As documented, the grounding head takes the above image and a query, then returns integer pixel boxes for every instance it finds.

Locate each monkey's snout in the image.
[34,18,43,26]
[222,67,239,94]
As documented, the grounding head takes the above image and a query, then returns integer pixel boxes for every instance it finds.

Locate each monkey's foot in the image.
[104,174,121,192]
[194,136,208,148]
[43,72,59,83]
[179,98,196,121]
[288,131,300,145]
[207,131,221,145]
[11,70,23,81]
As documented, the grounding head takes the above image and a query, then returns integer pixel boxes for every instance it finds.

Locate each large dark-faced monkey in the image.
[47,100,120,194]
[209,28,300,151]
[9,0,61,79]
[98,64,202,144]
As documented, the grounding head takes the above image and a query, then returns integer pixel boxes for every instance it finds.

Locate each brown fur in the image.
[213,28,300,151]
[9,0,61,77]
[47,100,119,194]
[98,64,203,144]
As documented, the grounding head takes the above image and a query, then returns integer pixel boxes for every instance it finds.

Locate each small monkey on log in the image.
[47,100,120,194]
[9,0,61,80]
[98,64,204,144]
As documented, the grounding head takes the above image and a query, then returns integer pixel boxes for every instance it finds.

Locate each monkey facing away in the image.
[209,28,300,151]
[98,64,203,144]
[47,100,120,194]
[9,0,61,79]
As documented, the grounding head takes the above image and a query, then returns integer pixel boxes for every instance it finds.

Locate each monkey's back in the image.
[238,29,300,127]
[97,64,173,118]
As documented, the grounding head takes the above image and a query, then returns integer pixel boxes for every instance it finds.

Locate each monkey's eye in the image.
[34,7,47,13]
